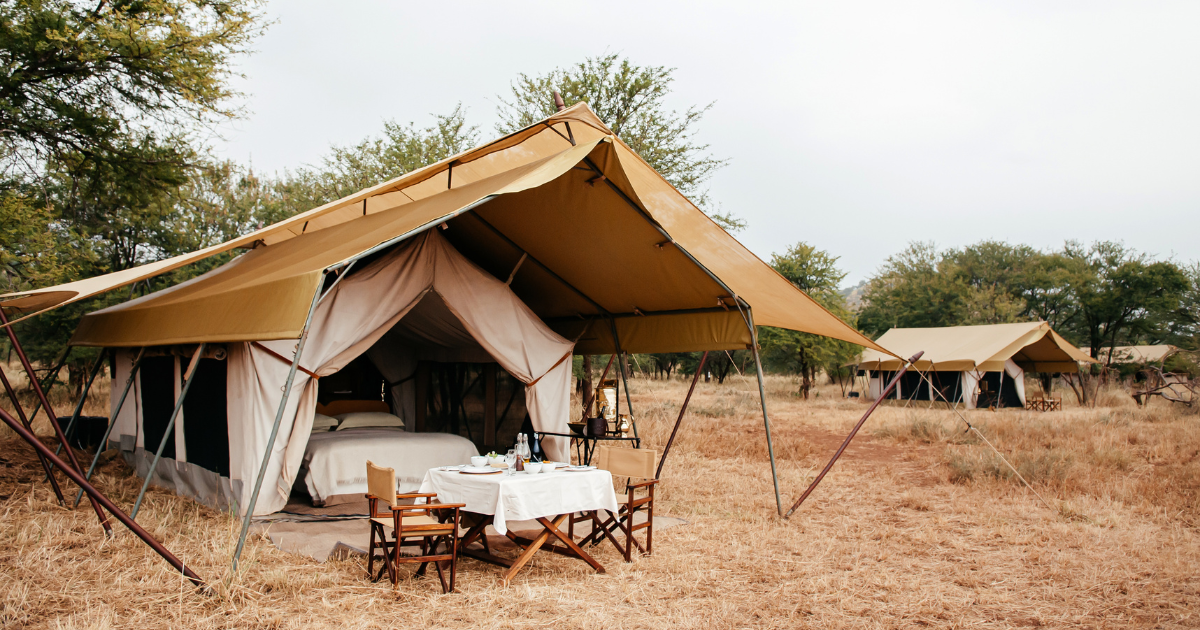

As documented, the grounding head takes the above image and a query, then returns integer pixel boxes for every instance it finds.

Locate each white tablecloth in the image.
[418,469,619,535]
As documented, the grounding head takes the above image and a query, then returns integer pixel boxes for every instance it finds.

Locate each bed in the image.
[299,401,479,506]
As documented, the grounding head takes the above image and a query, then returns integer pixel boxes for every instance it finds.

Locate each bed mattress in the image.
[301,428,479,505]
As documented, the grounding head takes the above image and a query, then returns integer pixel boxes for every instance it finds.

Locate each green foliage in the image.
[759,242,860,397]
[271,106,479,216]
[495,54,738,230]
[0,0,265,178]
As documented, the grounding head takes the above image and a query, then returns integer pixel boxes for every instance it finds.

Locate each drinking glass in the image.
[504,450,517,475]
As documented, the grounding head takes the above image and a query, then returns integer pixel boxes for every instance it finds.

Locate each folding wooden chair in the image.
[1026,393,1044,411]
[365,460,464,593]
[572,446,658,562]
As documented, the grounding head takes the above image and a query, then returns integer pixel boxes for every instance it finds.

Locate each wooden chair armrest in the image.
[396,492,439,501]
[626,479,660,490]
[391,502,465,512]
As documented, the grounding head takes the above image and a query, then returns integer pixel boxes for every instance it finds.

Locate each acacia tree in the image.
[495,54,741,231]
[759,242,859,398]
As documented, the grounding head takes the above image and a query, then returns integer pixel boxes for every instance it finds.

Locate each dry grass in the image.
[1,365,1198,628]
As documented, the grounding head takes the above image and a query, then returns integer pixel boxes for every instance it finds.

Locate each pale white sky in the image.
[215,0,1200,285]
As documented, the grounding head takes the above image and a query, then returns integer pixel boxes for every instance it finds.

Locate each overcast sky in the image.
[215,0,1199,285]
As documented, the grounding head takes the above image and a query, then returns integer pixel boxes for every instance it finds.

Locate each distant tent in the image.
[855,322,1096,409]
[1079,345,1179,365]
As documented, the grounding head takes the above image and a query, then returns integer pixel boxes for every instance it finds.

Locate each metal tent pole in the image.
[0,349,66,503]
[54,349,108,458]
[75,348,146,508]
[131,344,207,520]
[231,279,324,574]
[732,303,783,517]
[784,351,923,518]
[0,309,111,534]
[0,406,203,587]
[657,351,707,479]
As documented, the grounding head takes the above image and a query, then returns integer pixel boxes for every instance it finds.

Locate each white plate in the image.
[565,465,596,472]
[435,465,464,471]
[460,466,501,474]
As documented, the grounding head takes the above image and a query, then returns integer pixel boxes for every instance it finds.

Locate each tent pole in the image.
[657,351,707,478]
[750,337,783,517]
[131,344,207,520]
[0,309,110,534]
[231,279,324,575]
[0,345,66,503]
[732,303,783,517]
[0,406,203,587]
[54,349,108,459]
[75,348,146,508]
[785,351,923,518]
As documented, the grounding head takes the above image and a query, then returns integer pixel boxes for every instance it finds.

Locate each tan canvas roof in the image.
[1080,345,1180,364]
[856,322,1095,372]
[3,103,891,356]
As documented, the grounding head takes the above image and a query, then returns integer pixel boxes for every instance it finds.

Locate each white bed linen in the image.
[302,428,478,504]
[418,468,619,535]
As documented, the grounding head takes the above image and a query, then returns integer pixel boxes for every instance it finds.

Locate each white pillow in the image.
[311,413,339,432]
[335,411,404,431]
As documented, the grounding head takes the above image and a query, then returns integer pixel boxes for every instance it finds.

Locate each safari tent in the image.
[0,103,891,565]
[855,322,1094,409]
[1080,344,1180,365]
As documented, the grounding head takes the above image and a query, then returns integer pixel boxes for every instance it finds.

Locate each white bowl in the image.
[470,456,488,467]
[524,462,544,474]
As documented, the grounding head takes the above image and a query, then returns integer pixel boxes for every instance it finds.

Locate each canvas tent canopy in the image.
[0,103,893,524]
[855,322,1095,409]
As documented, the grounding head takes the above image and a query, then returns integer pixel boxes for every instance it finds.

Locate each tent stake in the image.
[54,349,108,459]
[131,344,207,520]
[232,279,324,574]
[0,309,110,534]
[785,351,924,518]
[0,349,66,503]
[657,351,707,479]
[0,406,203,587]
[76,348,145,508]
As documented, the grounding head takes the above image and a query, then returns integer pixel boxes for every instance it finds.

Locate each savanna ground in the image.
[0,363,1198,629]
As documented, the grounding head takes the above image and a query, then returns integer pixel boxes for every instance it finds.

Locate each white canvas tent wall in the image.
[105,231,573,515]
[857,322,1095,409]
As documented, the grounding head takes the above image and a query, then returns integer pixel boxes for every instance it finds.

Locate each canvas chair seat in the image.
[370,514,453,535]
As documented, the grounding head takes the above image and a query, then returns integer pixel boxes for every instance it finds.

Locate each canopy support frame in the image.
[0,406,204,587]
[76,347,146,507]
[231,274,325,575]
[605,318,638,440]
[736,302,784,517]
[131,343,207,520]
[0,308,111,534]
[657,351,708,478]
[0,344,66,503]
[54,349,109,460]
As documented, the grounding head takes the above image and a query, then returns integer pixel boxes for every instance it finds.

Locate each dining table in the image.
[418,465,619,584]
